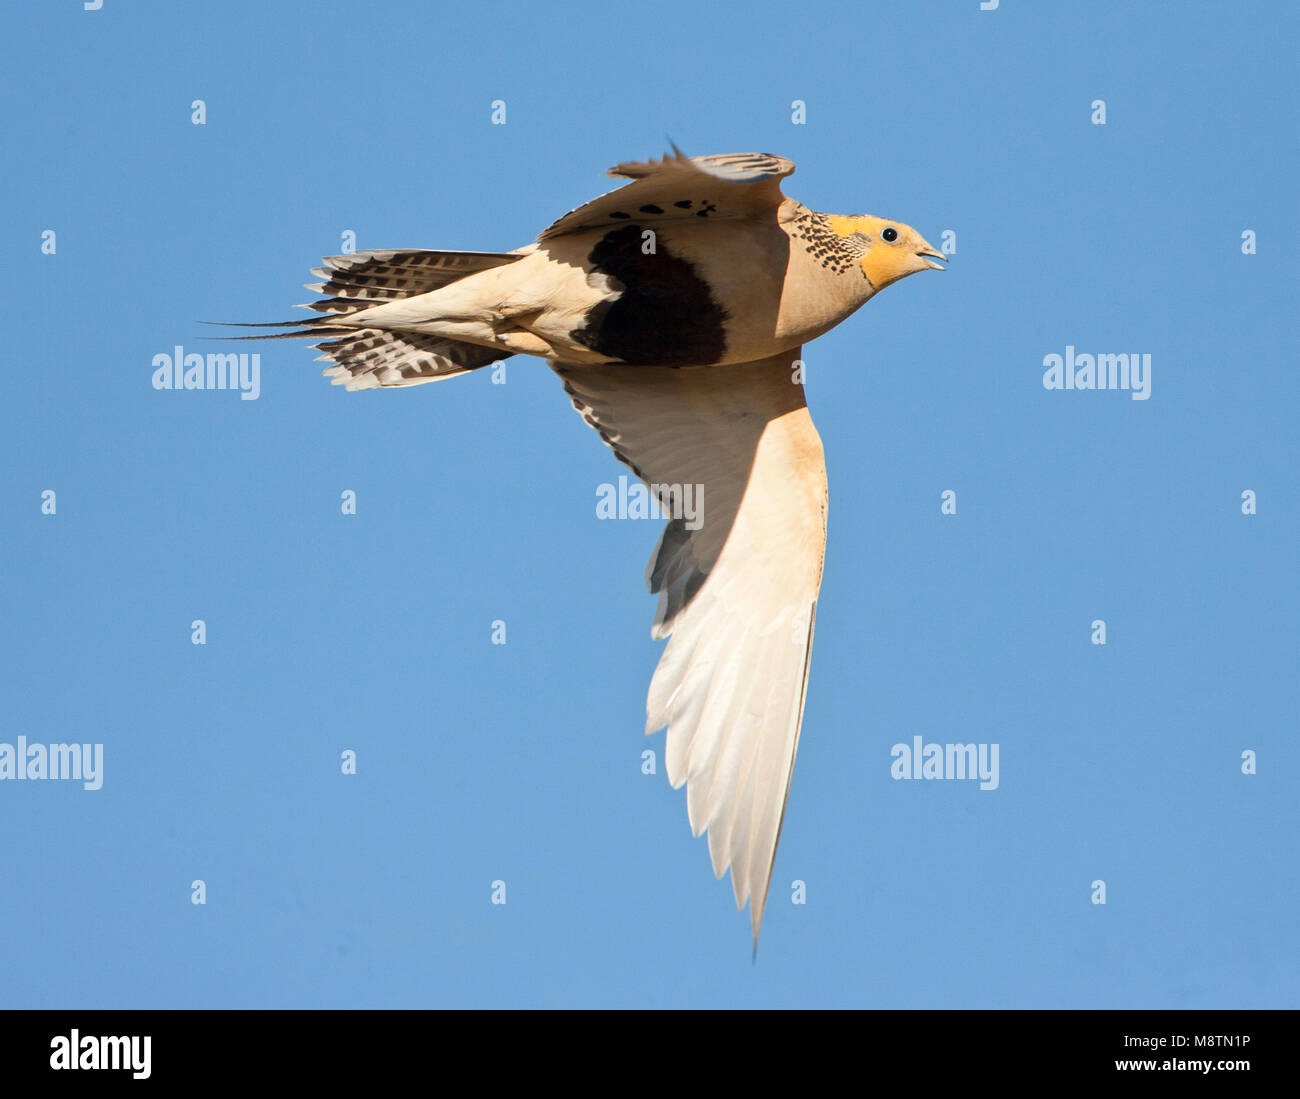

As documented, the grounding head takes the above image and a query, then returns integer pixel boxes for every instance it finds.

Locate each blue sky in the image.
[1,0,1295,1008]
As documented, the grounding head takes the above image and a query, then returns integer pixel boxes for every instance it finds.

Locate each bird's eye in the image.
[881,227,899,243]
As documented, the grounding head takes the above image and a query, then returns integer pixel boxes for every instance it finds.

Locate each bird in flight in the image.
[236,150,946,944]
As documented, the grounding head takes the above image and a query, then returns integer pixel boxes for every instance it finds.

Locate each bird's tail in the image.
[213,248,525,390]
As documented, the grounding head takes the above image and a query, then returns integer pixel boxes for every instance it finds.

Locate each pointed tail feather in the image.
[205,323,506,388]
[215,247,524,389]
[200,318,354,341]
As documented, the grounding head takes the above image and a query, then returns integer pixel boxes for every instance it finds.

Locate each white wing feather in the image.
[555,349,826,942]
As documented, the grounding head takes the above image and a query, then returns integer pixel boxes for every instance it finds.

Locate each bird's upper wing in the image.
[554,348,827,943]
[539,151,796,241]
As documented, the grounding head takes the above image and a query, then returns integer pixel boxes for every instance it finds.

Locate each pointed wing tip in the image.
[608,145,691,179]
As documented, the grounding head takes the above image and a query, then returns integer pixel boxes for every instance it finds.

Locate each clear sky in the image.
[2,0,1295,1008]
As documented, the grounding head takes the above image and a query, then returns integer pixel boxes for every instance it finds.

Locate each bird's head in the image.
[825,214,947,290]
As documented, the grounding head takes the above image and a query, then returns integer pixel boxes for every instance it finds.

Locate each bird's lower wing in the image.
[554,349,827,942]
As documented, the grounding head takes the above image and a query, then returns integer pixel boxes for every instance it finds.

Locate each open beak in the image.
[916,244,948,271]
[914,233,948,270]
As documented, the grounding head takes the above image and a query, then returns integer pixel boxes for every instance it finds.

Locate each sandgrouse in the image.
[238,151,946,944]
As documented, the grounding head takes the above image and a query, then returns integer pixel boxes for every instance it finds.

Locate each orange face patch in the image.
[823,215,911,289]
[858,244,912,290]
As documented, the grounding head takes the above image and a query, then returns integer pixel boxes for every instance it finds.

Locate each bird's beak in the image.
[916,240,948,271]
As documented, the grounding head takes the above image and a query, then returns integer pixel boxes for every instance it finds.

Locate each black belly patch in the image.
[570,225,727,366]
